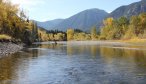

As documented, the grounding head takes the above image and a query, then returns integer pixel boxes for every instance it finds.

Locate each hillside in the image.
[54,8,108,31]
[109,0,146,18]
[36,19,64,30]
[35,0,146,32]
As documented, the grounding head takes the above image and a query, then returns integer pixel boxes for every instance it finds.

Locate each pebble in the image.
[0,42,23,58]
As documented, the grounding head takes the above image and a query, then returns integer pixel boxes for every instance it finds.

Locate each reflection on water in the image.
[0,41,146,84]
[67,43,100,59]
[100,46,146,65]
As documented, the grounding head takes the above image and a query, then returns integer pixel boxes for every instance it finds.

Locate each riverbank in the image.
[115,38,146,46]
[0,42,23,58]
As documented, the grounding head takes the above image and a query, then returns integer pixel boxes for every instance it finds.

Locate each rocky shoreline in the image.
[0,42,23,58]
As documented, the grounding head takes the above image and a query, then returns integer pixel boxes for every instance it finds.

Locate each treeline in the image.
[66,13,146,41]
[0,0,49,44]
[30,12,146,42]
[36,28,67,41]
[66,27,98,41]
[47,30,66,41]
[99,13,146,40]
[1,0,146,43]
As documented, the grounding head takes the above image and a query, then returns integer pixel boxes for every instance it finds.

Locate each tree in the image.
[129,16,140,36]
[118,16,129,34]
[124,26,136,39]
[100,17,114,40]
[138,13,146,34]
[74,29,83,33]
[113,17,129,39]
[91,26,97,40]
[103,17,114,26]
[67,28,74,41]
[100,17,130,40]
[54,33,65,41]
[32,22,39,42]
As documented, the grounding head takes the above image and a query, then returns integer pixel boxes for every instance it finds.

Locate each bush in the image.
[99,36,106,40]
[0,34,12,40]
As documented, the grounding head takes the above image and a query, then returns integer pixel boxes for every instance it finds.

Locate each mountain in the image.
[35,0,146,31]
[109,0,146,18]
[36,19,64,30]
[54,8,108,31]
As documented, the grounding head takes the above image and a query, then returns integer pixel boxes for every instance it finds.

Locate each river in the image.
[0,41,146,84]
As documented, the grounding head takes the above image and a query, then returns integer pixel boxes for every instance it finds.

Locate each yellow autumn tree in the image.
[67,28,74,41]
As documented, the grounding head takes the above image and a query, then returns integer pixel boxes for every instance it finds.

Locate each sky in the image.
[11,0,141,21]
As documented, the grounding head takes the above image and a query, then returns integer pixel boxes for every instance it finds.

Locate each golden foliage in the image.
[67,28,74,41]
[0,34,11,40]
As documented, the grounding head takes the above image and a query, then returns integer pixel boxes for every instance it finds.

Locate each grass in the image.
[115,37,146,45]
[0,34,12,40]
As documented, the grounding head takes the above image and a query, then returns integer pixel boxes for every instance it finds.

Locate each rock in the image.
[0,42,23,58]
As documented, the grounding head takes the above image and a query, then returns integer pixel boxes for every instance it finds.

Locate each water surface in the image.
[0,41,146,84]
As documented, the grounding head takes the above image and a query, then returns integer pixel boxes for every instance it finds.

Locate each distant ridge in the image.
[109,0,146,18]
[35,0,146,31]
[35,19,64,30]
[54,8,108,31]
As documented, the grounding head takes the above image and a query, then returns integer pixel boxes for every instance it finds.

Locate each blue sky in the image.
[11,0,140,21]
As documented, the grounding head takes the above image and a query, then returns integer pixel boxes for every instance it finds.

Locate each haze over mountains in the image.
[35,19,64,29]
[36,0,146,31]
[36,8,108,31]
[54,9,108,31]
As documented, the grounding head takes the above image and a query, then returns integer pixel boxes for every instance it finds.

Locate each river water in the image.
[0,41,146,84]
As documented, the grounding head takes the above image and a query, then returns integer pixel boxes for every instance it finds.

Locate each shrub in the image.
[0,34,12,40]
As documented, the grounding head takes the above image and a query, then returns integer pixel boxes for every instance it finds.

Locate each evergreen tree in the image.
[91,26,97,40]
